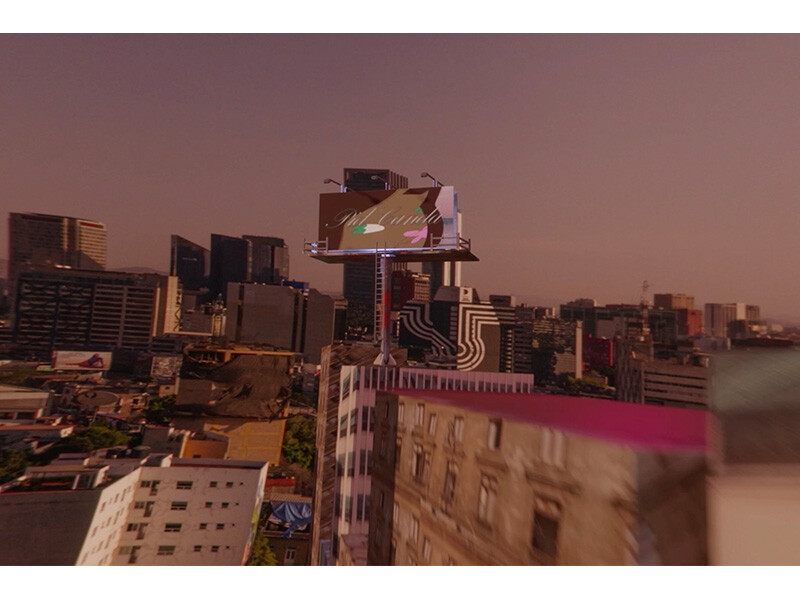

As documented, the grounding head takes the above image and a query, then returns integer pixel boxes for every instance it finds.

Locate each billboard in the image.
[52,351,112,371]
[314,186,475,262]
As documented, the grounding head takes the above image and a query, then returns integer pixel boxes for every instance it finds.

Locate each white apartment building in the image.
[114,457,267,566]
[0,451,267,566]
[333,366,533,565]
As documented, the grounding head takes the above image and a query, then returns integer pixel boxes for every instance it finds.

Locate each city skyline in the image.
[3,35,800,321]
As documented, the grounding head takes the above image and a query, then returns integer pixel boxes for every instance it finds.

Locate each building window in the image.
[339,416,347,438]
[454,417,464,442]
[210,481,218,488]
[211,546,220,553]
[367,450,373,475]
[477,475,496,525]
[443,463,457,506]
[415,403,425,426]
[532,512,560,558]
[134,501,145,509]
[176,481,193,490]
[359,449,366,475]
[170,502,188,511]
[488,419,502,450]
[216,523,225,530]
[423,537,432,562]
[199,523,208,530]
[164,523,182,532]
[193,545,202,552]
[364,495,370,522]
[428,413,438,436]
[126,523,138,532]
[336,454,344,477]
[412,444,428,482]
[369,406,375,432]
[350,408,358,434]
[541,429,567,468]
[222,502,229,509]
[357,494,364,520]
[140,481,151,488]
[119,546,132,555]
[410,516,419,544]
[361,406,369,432]
[226,482,234,488]
[157,546,176,556]
[347,452,355,477]
[205,502,213,508]
[344,496,352,523]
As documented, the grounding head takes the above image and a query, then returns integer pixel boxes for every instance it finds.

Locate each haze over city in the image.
[3,34,800,320]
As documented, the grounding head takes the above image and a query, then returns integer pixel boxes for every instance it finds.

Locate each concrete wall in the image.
[371,393,640,566]
[708,467,800,565]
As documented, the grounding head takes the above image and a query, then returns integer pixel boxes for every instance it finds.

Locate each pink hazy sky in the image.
[2,34,800,320]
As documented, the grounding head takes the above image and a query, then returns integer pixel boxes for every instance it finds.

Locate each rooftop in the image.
[171,457,267,470]
[391,389,707,453]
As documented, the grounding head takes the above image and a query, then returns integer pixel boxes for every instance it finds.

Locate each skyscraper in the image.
[207,234,290,303]
[242,235,289,285]
[8,212,107,312]
[170,235,209,293]
[208,234,249,303]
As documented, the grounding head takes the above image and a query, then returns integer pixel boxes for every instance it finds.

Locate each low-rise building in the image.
[0,450,267,566]
[0,384,53,421]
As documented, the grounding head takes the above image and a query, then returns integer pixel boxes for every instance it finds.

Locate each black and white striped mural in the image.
[399,300,515,371]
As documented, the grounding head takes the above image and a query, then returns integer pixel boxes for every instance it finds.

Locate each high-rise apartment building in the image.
[13,269,180,359]
[8,212,107,313]
[369,389,707,565]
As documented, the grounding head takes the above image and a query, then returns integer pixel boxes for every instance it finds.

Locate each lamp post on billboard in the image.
[420,172,444,187]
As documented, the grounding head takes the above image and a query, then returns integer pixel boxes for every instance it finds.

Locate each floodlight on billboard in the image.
[52,351,112,371]
[306,186,477,263]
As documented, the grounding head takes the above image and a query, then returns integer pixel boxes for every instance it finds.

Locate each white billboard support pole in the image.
[374,253,396,366]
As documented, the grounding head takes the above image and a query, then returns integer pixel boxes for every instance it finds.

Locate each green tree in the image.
[281,415,316,470]
[0,450,31,484]
[143,394,176,425]
[247,529,278,566]
[34,420,131,465]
